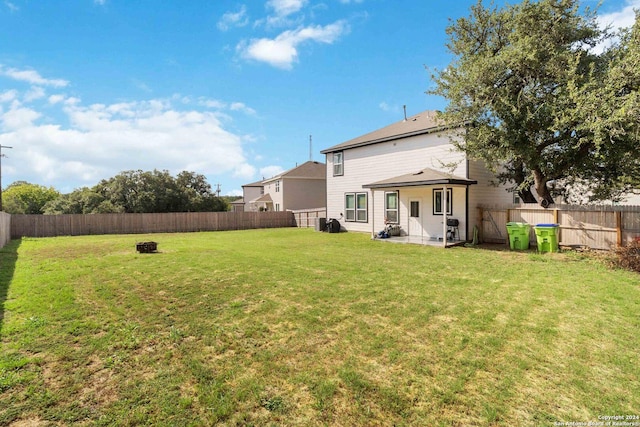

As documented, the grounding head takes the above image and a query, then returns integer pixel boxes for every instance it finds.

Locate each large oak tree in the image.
[430,0,639,206]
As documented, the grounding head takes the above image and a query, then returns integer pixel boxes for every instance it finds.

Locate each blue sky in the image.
[0,0,637,196]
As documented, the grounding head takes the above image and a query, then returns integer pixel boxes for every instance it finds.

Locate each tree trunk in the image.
[511,161,538,203]
[518,187,538,204]
[532,169,555,208]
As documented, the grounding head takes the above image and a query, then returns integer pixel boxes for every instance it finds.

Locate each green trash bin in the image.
[535,224,559,253]
[506,222,530,250]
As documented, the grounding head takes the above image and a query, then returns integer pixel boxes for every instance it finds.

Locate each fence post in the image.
[616,211,622,247]
[554,208,560,244]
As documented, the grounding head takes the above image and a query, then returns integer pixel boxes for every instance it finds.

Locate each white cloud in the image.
[230,102,256,115]
[0,65,69,87]
[0,90,18,103]
[260,165,285,179]
[593,0,640,53]
[233,163,257,179]
[4,1,18,12]
[238,20,349,69]
[1,105,42,130]
[265,0,307,26]
[218,5,249,31]
[226,189,244,197]
[24,86,46,102]
[598,0,640,30]
[267,0,307,18]
[198,97,227,109]
[48,94,65,105]
[0,85,260,190]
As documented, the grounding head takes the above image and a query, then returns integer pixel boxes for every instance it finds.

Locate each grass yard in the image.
[1,228,639,426]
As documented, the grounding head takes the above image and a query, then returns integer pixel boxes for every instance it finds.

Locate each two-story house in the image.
[242,161,326,212]
[320,110,513,244]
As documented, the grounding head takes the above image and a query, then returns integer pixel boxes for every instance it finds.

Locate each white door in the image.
[408,199,423,237]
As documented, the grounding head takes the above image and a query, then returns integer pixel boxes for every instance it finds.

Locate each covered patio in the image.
[363,167,477,248]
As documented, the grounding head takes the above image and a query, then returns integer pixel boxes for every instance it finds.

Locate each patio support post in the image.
[442,185,448,248]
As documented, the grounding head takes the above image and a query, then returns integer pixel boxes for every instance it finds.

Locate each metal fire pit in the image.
[136,241,158,253]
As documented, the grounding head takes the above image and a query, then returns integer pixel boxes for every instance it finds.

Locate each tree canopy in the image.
[38,170,228,214]
[430,0,640,205]
[2,182,61,214]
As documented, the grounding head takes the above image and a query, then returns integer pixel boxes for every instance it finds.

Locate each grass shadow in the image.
[0,238,21,338]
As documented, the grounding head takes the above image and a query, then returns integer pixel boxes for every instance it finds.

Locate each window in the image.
[356,193,367,222]
[333,152,344,176]
[385,191,399,223]
[275,203,280,211]
[433,188,453,215]
[410,201,420,218]
[513,192,521,204]
[275,180,280,192]
[345,192,367,222]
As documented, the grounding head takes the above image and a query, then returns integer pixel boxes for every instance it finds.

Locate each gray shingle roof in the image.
[363,167,477,189]
[262,161,326,182]
[320,110,448,154]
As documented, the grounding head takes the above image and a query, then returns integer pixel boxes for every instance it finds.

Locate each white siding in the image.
[243,186,263,211]
[264,180,283,211]
[326,131,516,239]
[467,159,514,231]
[373,186,469,240]
[326,131,467,233]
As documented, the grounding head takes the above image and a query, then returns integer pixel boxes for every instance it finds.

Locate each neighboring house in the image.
[320,110,513,242]
[241,180,265,212]
[242,161,327,212]
[230,198,245,212]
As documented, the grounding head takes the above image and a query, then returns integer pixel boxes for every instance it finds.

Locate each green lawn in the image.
[1,228,639,426]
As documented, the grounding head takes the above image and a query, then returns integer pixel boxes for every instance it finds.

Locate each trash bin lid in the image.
[536,223,558,227]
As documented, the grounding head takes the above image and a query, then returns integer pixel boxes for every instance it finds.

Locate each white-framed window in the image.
[333,152,344,176]
[275,203,280,211]
[345,192,367,222]
[385,191,399,223]
[433,188,453,215]
[275,180,280,192]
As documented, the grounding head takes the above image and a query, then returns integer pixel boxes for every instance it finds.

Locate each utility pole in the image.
[0,145,12,212]
[215,183,221,197]
[309,135,313,162]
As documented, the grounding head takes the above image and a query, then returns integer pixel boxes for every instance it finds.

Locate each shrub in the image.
[614,239,640,273]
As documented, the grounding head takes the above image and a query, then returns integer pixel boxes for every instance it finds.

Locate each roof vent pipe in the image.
[403,105,407,122]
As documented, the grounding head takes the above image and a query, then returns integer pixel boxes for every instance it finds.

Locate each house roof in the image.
[262,161,326,183]
[242,179,264,188]
[230,198,244,205]
[362,167,477,189]
[252,193,273,203]
[320,110,452,154]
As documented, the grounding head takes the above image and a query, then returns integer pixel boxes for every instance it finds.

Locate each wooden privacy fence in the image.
[11,211,296,239]
[291,208,327,228]
[479,204,640,250]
